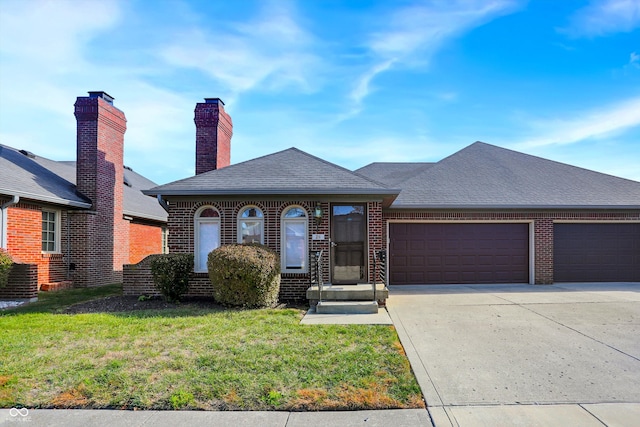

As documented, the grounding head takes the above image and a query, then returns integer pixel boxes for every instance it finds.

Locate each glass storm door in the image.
[330,204,366,284]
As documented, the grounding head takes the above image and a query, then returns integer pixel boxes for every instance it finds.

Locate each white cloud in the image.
[341,59,396,120]
[513,96,640,148]
[562,0,640,38]
[348,0,521,115]
[0,0,124,160]
[0,0,121,66]
[0,0,210,183]
[158,2,320,96]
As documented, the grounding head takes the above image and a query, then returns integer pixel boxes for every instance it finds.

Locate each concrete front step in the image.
[306,283,388,301]
[315,301,379,314]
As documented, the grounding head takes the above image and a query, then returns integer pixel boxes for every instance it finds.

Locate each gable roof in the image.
[0,144,167,222]
[386,142,640,209]
[145,148,400,198]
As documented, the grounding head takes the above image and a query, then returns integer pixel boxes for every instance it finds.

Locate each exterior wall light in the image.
[314,203,323,225]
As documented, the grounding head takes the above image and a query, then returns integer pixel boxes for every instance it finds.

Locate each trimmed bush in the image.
[150,254,194,302]
[208,244,281,308]
[0,249,12,288]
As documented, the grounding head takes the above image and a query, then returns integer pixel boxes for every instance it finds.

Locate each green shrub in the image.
[0,249,13,288]
[150,254,194,302]
[208,244,280,308]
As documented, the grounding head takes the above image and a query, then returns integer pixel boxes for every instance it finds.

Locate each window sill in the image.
[41,252,63,258]
[282,271,309,276]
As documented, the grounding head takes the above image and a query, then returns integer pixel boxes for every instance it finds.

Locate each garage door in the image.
[554,223,640,282]
[389,223,529,285]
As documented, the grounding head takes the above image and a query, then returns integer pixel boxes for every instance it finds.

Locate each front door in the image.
[331,204,366,284]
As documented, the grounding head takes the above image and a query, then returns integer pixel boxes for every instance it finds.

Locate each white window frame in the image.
[194,206,221,273]
[42,209,61,253]
[281,206,308,273]
[237,205,264,244]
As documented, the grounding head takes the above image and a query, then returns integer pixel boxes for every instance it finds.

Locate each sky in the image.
[0,0,639,185]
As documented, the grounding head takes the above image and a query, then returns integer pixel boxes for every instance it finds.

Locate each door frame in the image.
[329,203,368,284]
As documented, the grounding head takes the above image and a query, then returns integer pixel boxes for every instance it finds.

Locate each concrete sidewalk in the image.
[0,408,431,427]
[388,282,640,426]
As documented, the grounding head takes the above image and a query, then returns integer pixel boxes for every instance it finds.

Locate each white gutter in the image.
[1,195,20,249]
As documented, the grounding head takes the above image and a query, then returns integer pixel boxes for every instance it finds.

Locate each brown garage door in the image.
[389,223,529,285]
[554,223,640,282]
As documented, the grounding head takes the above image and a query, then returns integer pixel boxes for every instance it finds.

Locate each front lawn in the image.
[0,287,423,411]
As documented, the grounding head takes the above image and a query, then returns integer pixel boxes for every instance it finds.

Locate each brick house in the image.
[134,98,639,303]
[0,91,167,299]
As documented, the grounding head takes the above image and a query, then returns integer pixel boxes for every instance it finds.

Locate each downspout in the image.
[157,195,169,213]
[1,195,20,249]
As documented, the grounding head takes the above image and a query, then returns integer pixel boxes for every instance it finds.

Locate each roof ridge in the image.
[288,148,393,188]
[473,141,640,184]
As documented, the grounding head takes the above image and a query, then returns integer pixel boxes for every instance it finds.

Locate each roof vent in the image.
[88,91,114,105]
[19,149,36,158]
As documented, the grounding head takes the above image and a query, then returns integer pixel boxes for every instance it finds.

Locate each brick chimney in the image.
[194,98,232,174]
[71,91,128,287]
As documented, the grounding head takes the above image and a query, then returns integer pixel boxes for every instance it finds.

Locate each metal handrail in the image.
[373,250,387,302]
[310,250,324,303]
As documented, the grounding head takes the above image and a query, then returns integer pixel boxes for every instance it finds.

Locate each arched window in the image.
[281,206,308,273]
[194,206,220,272]
[238,206,264,244]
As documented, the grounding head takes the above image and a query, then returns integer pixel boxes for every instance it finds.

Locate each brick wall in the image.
[71,93,127,287]
[123,198,385,301]
[367,201,384,283]
[5,202,67,288]
[194,99,232,175]
[5,202,41,264]
[166,199,319,300]
[122,201,639,298]
[122,255,159,296]
[0,263,38,300]
[383,210,640,284]
[3,200,165,291]
[123,255,215,297]
[129,221,164,264]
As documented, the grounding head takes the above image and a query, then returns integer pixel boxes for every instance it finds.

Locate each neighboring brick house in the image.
[0,91,167,298]
[136,98,639,301]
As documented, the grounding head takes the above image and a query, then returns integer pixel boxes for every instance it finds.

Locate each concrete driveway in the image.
[387,283,640,426]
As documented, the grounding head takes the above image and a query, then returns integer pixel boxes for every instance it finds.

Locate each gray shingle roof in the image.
[388,142,640,209]
[356,162,434,186]
[0,144,167,222]
[145,148,400,197]
[0,144,90,208]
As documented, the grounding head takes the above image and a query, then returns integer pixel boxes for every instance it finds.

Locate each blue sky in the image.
[1,0,639,185]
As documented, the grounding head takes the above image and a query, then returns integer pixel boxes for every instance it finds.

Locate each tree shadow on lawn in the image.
[62,295,308,318]
[1,290,307,318]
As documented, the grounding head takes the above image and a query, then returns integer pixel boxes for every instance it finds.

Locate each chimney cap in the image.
[88,91,114,105]
[204,98,224,105]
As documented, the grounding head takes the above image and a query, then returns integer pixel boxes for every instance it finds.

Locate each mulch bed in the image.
[62,295,306,314]
[63,295,222,314]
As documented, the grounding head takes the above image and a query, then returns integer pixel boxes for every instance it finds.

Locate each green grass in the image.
[0,287,423,411]
[3,283,122,314]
